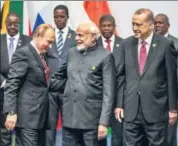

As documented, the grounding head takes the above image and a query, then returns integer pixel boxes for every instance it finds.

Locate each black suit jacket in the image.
[97,35,123,55]
[116,33,177,123]
[50,44,116,129]
[168,34,178,51]
[3,44,49,129]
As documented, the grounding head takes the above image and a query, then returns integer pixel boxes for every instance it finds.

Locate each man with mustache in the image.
[0,12,31,146]
[154,13,178,146]
[50,21,116,146]
[115,8,177,146]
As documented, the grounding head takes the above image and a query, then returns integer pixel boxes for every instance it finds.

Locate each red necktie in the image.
[139,41,147,73]
[105,39,111,52]
[40,54,50,82]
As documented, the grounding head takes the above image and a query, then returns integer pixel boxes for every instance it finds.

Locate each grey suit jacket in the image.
[50,44,116,129]
[47,28,76,73]
[0,34,31,85]
[3,44,49,129]
[116,33,177,123]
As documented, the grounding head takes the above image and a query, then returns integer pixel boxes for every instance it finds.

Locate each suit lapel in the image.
[16,35,23,49]
[141,33,159,77]
[113,36,121,54]
[28,44,47,84]
[1,34,10,63]
[63,28,73,50]
[131,37,140,76]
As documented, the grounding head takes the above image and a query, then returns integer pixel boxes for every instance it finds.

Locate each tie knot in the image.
[58,30,63,34]
[9,37,15,42]
[105,39,111,44]
[141,40,147,46]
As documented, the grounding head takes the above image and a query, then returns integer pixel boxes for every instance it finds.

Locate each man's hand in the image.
[97,124,108,140]
[169,111,177,125]
[5,114,17,131]
[114,108,124,123]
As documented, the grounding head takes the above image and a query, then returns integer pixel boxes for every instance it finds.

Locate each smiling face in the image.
[154,15,169,35]
[6,14,20,37]
[132,13,153,40]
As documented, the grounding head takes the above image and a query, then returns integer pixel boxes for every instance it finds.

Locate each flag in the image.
[83,0,111,26]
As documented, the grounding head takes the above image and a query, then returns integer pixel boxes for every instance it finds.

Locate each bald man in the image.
[50,21,116,146]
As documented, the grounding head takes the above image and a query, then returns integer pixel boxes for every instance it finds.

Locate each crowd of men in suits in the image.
[0,4,178,146]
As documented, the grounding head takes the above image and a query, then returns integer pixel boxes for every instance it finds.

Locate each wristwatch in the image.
[8,111,16,115]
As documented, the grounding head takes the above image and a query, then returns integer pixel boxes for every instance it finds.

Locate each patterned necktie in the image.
[139,41,147,74]
[8,37,15,62]
[40,54,50,82]
[57,30,63,55]
[105,39,111,52]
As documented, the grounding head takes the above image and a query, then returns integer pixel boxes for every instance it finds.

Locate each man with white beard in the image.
[50,21,116,146]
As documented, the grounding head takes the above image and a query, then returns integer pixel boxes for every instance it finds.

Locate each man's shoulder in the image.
[168,34,178,42]
[20,34,32,41]
[115,35,123,42]
[68,28,76,35]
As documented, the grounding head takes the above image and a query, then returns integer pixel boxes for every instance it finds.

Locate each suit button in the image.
[74,89,77,92]
[74,100,77,102]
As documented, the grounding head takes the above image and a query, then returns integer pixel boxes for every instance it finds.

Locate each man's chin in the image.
[76,45,86,51]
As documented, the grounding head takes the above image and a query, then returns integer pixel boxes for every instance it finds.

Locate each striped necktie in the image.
[57,30,63,55]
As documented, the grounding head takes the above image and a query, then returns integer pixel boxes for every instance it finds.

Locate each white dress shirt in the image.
[101,35,115,53]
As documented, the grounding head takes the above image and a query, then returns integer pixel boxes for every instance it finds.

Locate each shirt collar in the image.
[164,32,169,37]
[7,33,20,40]
[102,34,115,42]
[139,31,153,45]
[55,26,69,34]
[30,41,40,54]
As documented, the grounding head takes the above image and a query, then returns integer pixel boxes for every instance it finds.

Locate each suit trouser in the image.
[111,116,123,146]
[168,122,177,146]
[16,127,45,146]
[123,107,168,146]
[63,126,106,146]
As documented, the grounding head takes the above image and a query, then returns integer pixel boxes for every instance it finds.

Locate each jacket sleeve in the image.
[99,53,116,126]
[3,48,29,114]
[49,62,67,92]
[166,41,177,111]
[115,41,126,108]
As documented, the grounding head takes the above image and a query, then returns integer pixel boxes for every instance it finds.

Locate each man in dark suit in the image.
[97,14,123,146]
[3,24,55,146]
[115,8,177,146]
[154,13,178,50]
[46,4,76,146]
[154,13,178,146]
[50,21,116,146]
[0,12,31,146]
